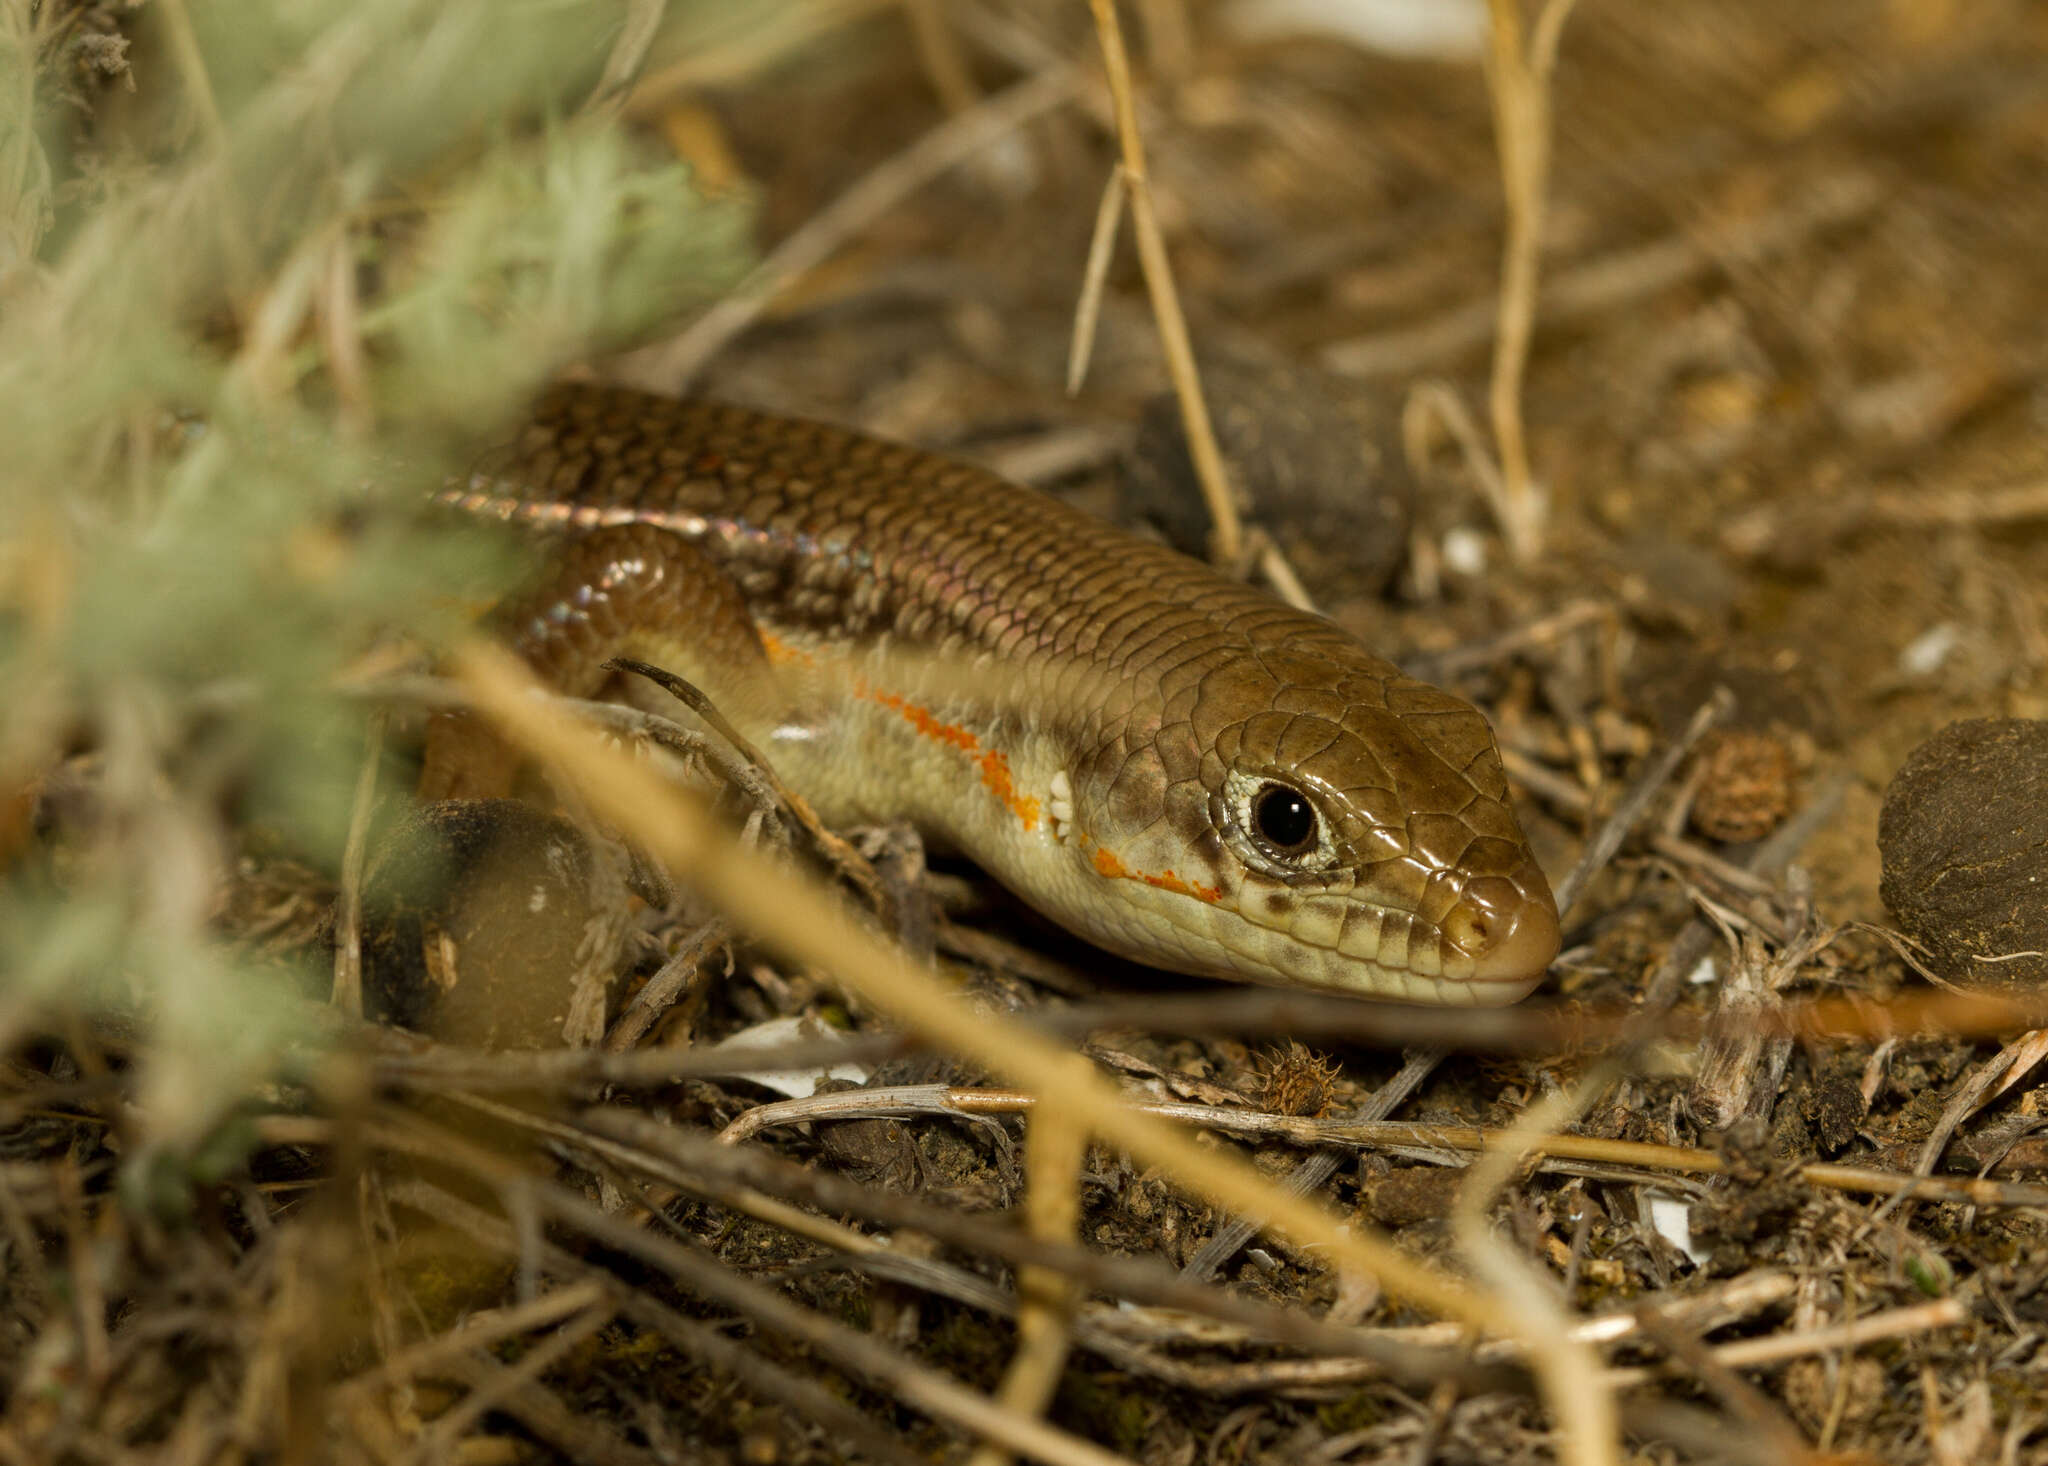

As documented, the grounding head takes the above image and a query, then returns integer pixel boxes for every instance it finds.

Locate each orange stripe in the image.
[757,630,814,669]
[755,636,1042,832]
[1091,844,1220,904]
[867,688,1043,832]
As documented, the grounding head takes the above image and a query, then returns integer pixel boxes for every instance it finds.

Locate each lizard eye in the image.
[1251,782,1317,856]
[1220,768,1341,875]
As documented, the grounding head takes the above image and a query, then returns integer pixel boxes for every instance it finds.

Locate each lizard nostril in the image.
[1444,874,1560,992]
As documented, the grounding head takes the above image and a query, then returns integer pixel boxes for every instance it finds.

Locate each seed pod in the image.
[1691,729,1798,844]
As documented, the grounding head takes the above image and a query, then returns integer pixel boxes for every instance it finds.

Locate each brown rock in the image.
[361,799,633,1047]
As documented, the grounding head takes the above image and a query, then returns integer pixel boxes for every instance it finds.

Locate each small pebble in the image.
[1440,525,1488,578]
[1878,718,2048,990]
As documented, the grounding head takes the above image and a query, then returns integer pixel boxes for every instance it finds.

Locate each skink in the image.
[429,384,1559,1005]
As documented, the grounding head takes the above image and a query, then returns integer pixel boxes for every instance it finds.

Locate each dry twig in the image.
[330,709,387,1019]
[1479,0,1579,562]
[969,1057,1093,1466]
[718,1082,2048,1210]
[1081,0,1243,567]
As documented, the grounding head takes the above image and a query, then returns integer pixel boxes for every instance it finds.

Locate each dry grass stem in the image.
[1252,534,1318,613]
[539,1184,1138,1466]
[1502,747,1777,899]
[336,1280,612,1399]
[700,1079,2048,1210]
[1551,689,1734,920]
[968,1060,1092,1466]
[409,1301,616,1463]
[1452,1059,1623,1466]
[584,0,670,118]
[1723,473,2048,559]
[1630,1311,1810,1459]
[570,1108,1502,1390]
[1408,599,1616,682]
[317,227,372,432]
[1872,1028,2048,1227]
[606,1287,934,1466]
[152,0,226,171]
[606,657,888,911]
[1401,379,1512,554]
[431,1087,890,1261]
[363,974,2048,1103]
[902,0,981,113]
[329,708,386,1020]
[626,0,896,106]
[1600,1299,1967,1387]
[1084,0,1243,567]
[1483,0,1578,561]
[601,917,724,1051]
[375,1124,1058,1461]
[1179,1046,1440,1284]
[1065,165,1128,396]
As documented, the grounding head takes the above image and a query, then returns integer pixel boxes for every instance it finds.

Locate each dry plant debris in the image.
[6,3,2048,1465]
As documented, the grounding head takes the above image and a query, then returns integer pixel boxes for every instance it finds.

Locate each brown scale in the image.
[420,524,778,802]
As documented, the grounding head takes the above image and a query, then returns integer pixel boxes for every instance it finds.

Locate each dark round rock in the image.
[1120,353,1411,593]
[1878,718,2048,990]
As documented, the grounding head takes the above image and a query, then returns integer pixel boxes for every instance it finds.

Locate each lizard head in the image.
[1062,645,1559,1005]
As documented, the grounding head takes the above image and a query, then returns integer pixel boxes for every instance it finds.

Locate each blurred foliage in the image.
[0,0,756,1157]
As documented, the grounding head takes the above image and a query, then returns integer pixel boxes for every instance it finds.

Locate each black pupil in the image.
[1253,785,1316,852]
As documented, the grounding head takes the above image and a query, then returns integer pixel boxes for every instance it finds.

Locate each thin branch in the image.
[1084,0,1243,567]
[1066,166,1127,396]
[1454,1054,1621,1466]
[714,1085,2048,1209]
[606,657,887,911]
[364,975,2048,1095]
[969,1056,1093,1466]
[1180,1047,1440,1284]
[582,0,669,118]
[405,1303,615,1466]
[1551,688,1734,920]
[1601,1300,1967,1386]
[1480,0,1579,561]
